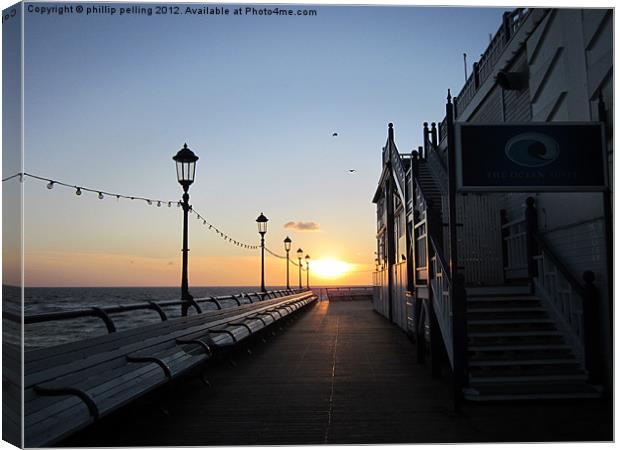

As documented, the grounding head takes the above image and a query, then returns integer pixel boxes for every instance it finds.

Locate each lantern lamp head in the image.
[256,212,268,235]
[173,143,199,190]
[284,236,292,251]
[305,254,310,261]
[296,248,303,258]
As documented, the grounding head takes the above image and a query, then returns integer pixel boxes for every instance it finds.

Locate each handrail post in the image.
[582,271,602,384]
[525,197,539,280]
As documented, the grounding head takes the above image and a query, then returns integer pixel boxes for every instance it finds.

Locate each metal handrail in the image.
[16,289,304,332]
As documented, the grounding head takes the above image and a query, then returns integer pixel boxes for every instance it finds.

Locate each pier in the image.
[59,298,611,446]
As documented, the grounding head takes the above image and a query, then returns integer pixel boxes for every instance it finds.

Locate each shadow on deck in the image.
[62,300,612,446]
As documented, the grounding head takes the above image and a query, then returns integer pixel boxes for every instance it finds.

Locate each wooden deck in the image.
[62,300,612,446]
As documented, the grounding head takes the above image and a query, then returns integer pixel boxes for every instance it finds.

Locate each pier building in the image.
[372,8,613,401]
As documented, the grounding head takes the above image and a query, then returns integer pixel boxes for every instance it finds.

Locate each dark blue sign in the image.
[455,123,607,192]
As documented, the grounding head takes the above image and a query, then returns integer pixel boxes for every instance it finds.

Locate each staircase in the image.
[464,287,602,401]
[416,161,442,208]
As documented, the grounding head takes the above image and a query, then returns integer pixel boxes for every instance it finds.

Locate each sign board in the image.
[455,123,607,192]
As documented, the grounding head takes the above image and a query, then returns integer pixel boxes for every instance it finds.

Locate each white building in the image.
[372,8,613,401]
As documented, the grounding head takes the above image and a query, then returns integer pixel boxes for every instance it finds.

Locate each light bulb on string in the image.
[147,200,152,205]
[157,201,161,207]
[46,181,54,189]
[168,202,172,207]
[76,187,82,196]
[98,192,104,199]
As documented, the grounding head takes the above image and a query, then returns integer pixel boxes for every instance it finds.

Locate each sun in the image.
[310,258,351,279]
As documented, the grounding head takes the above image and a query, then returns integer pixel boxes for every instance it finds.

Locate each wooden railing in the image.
[503,197,602,381]
[428,234,453,367]
[532,233,588,362]
[454,8,530,115]
[500,213,528,280]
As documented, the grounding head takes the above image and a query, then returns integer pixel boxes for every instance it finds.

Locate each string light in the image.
[7,172,262,252]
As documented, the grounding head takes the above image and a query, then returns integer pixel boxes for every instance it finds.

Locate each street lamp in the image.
[296,248,303,289]
[173,143,199,302]
[256,213,268,292]
[305,254,310,289]
[284,236,292,289]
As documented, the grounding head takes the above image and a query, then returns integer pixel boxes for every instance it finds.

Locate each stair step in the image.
[467,307,545,313]
[468,330,562,338]
[469,358,578,367]
[467,285,531,296]
[467,295,538,302]
[464,383,602,401]
[469,344,571,352]
[468,318,553,325]
[470,372,587,384]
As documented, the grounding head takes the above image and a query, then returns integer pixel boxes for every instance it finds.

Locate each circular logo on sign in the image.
[505,132,560,167]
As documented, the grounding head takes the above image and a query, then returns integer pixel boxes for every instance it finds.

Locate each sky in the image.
[4,1,507,287]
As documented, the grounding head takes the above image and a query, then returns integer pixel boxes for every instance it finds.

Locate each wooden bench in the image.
[24,291,316,447]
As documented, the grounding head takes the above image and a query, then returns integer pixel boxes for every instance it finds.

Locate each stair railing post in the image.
[423,122,430,159]
[524,197,539,280]
[431,122,438,148]
[582,271,602,384]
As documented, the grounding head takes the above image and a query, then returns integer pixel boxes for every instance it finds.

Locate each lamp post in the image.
[296,248,303,289]
[305,254,310,289]
[284,236,292,289]
[256,213,268,292]
[173,143,199,302]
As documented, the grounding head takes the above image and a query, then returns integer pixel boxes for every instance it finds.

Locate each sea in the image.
[3,286,330,351]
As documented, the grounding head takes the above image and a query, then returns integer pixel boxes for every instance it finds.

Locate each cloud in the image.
[284,221,321,232]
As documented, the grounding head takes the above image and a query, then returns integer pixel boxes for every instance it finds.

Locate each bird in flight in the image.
[332,132,338,137]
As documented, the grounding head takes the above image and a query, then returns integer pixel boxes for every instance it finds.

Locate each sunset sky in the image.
[6,2,506,287]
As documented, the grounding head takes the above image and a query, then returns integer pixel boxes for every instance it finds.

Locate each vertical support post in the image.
[452,273,467,410]
[524,197,539,280]
[385,123,396,323]
[582,271,602,384]
[181,191,192,302]
[260,235,266,292]
[286,250,290,290]
[446,89,465,409]
[500,209,509,282]
[598,91,613,371]
[429,299,442,379]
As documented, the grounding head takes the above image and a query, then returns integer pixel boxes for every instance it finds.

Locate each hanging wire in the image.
[7,172,261,251]
[2,173,22,182]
